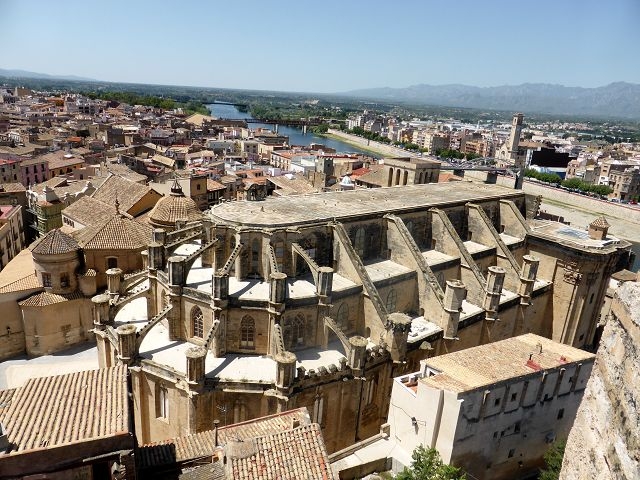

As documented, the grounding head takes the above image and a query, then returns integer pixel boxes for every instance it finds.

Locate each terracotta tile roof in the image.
[101,163,147,184]
[590,216,610,229]
[30,228,79,255]
[72,213,152,250]
[207,179,226,191]
[138,408,311,470]
[267,175,318,196]
[228,423,334,480]
[0,273,42,293]
[0,388,16,417]
[0,365,129,453]
[80,268,97,277]
[18,291,84,307]
[91,174,158,213]
[0,183,26,193]
[62,195,126,228]
[179,462,226,480]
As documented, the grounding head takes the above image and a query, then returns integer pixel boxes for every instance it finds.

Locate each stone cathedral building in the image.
[92,182,631,452]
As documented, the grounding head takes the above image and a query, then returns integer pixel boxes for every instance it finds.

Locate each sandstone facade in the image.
[560,280,640,480]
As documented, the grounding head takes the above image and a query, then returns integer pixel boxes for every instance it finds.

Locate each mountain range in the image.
[2,67,638,120]
[342,82,640,120]
[0,68,95,82]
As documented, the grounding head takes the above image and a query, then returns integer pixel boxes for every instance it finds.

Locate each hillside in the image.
[343,82,640,120]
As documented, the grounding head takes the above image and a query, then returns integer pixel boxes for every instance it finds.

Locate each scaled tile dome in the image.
[148,179,204,229]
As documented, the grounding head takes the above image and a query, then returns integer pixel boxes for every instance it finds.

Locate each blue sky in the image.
[1,0,638,92]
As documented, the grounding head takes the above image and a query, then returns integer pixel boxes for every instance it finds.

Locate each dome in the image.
[148,179,204,230]
[31,229,79,255]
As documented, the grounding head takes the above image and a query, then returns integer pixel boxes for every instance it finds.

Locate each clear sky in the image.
[1,0,638,93]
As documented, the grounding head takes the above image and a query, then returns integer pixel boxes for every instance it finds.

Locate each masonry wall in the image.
[560,281,640,480]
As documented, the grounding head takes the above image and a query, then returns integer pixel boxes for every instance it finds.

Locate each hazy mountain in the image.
[0,68,95,82]
[342,82,640,120]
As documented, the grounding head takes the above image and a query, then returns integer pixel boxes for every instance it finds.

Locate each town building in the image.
[608,166,640,202]
[0,204,25,270]
[89,182,630,454]
[389,333,595,480]
[137,407,335,479]
[0,365,136,479]
[0,205,152,360]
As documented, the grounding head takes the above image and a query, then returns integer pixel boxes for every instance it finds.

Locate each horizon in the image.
[2,0,639,93]
[2,67,639,96]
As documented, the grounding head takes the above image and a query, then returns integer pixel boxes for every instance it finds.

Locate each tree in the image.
[395,446,466,480]
[539,440,565,480]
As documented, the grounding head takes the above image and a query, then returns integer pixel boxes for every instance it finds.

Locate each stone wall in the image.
[560,280,640,480]
[465,172,640,225]
[327,129,413,158]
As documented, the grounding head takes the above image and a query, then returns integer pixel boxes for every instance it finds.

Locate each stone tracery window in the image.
[337,303,349,329]
[240,315,255,348]
[386,289,397,312]
[354,227,366,258]
[191,306,204,338]
[283,314,306,349]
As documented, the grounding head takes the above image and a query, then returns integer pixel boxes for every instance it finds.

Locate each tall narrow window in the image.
[240,316,255,348]
[292,314,305,347]
[60,273,69,288]
[42,272,52,287]
[250,238,260,276]
[313,395,325,425]
[157,385,169,419]
[191,306,204,338]
[386,289,397,312]
[233,401,247,423]
[365,377,377,405]
[337,303,349,329]
[354,227,366,258]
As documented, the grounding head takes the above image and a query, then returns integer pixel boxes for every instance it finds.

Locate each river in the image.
[207,103,378,157]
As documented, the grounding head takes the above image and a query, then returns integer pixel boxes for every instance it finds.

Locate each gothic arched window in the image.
[354,227,366,258]
[337,303,349,329]
[240,316,255,348]
[191,306,204,338]
[386,289,397,313]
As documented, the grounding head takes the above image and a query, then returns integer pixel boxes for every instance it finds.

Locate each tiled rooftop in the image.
[62,195,124,227]
[422,333,595,393]
[72,213,152,250]
[91,173,157,213]
[18,291,84,307]
[140,408,335,479]
[139,408,312,468]
[0,365,129,454]
[30,228,79,255]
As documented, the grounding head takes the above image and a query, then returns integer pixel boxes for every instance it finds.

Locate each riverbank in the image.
[326,129,411,158]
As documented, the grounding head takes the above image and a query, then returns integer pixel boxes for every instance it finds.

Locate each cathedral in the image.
[91,182,631,452]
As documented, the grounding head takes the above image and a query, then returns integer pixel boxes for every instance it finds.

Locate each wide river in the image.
[207,103,378,157]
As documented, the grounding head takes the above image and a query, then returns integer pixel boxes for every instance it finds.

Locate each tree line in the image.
[524,168,613,196]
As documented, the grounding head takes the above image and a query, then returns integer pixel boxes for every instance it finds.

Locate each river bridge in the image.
[244,118,323,127]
